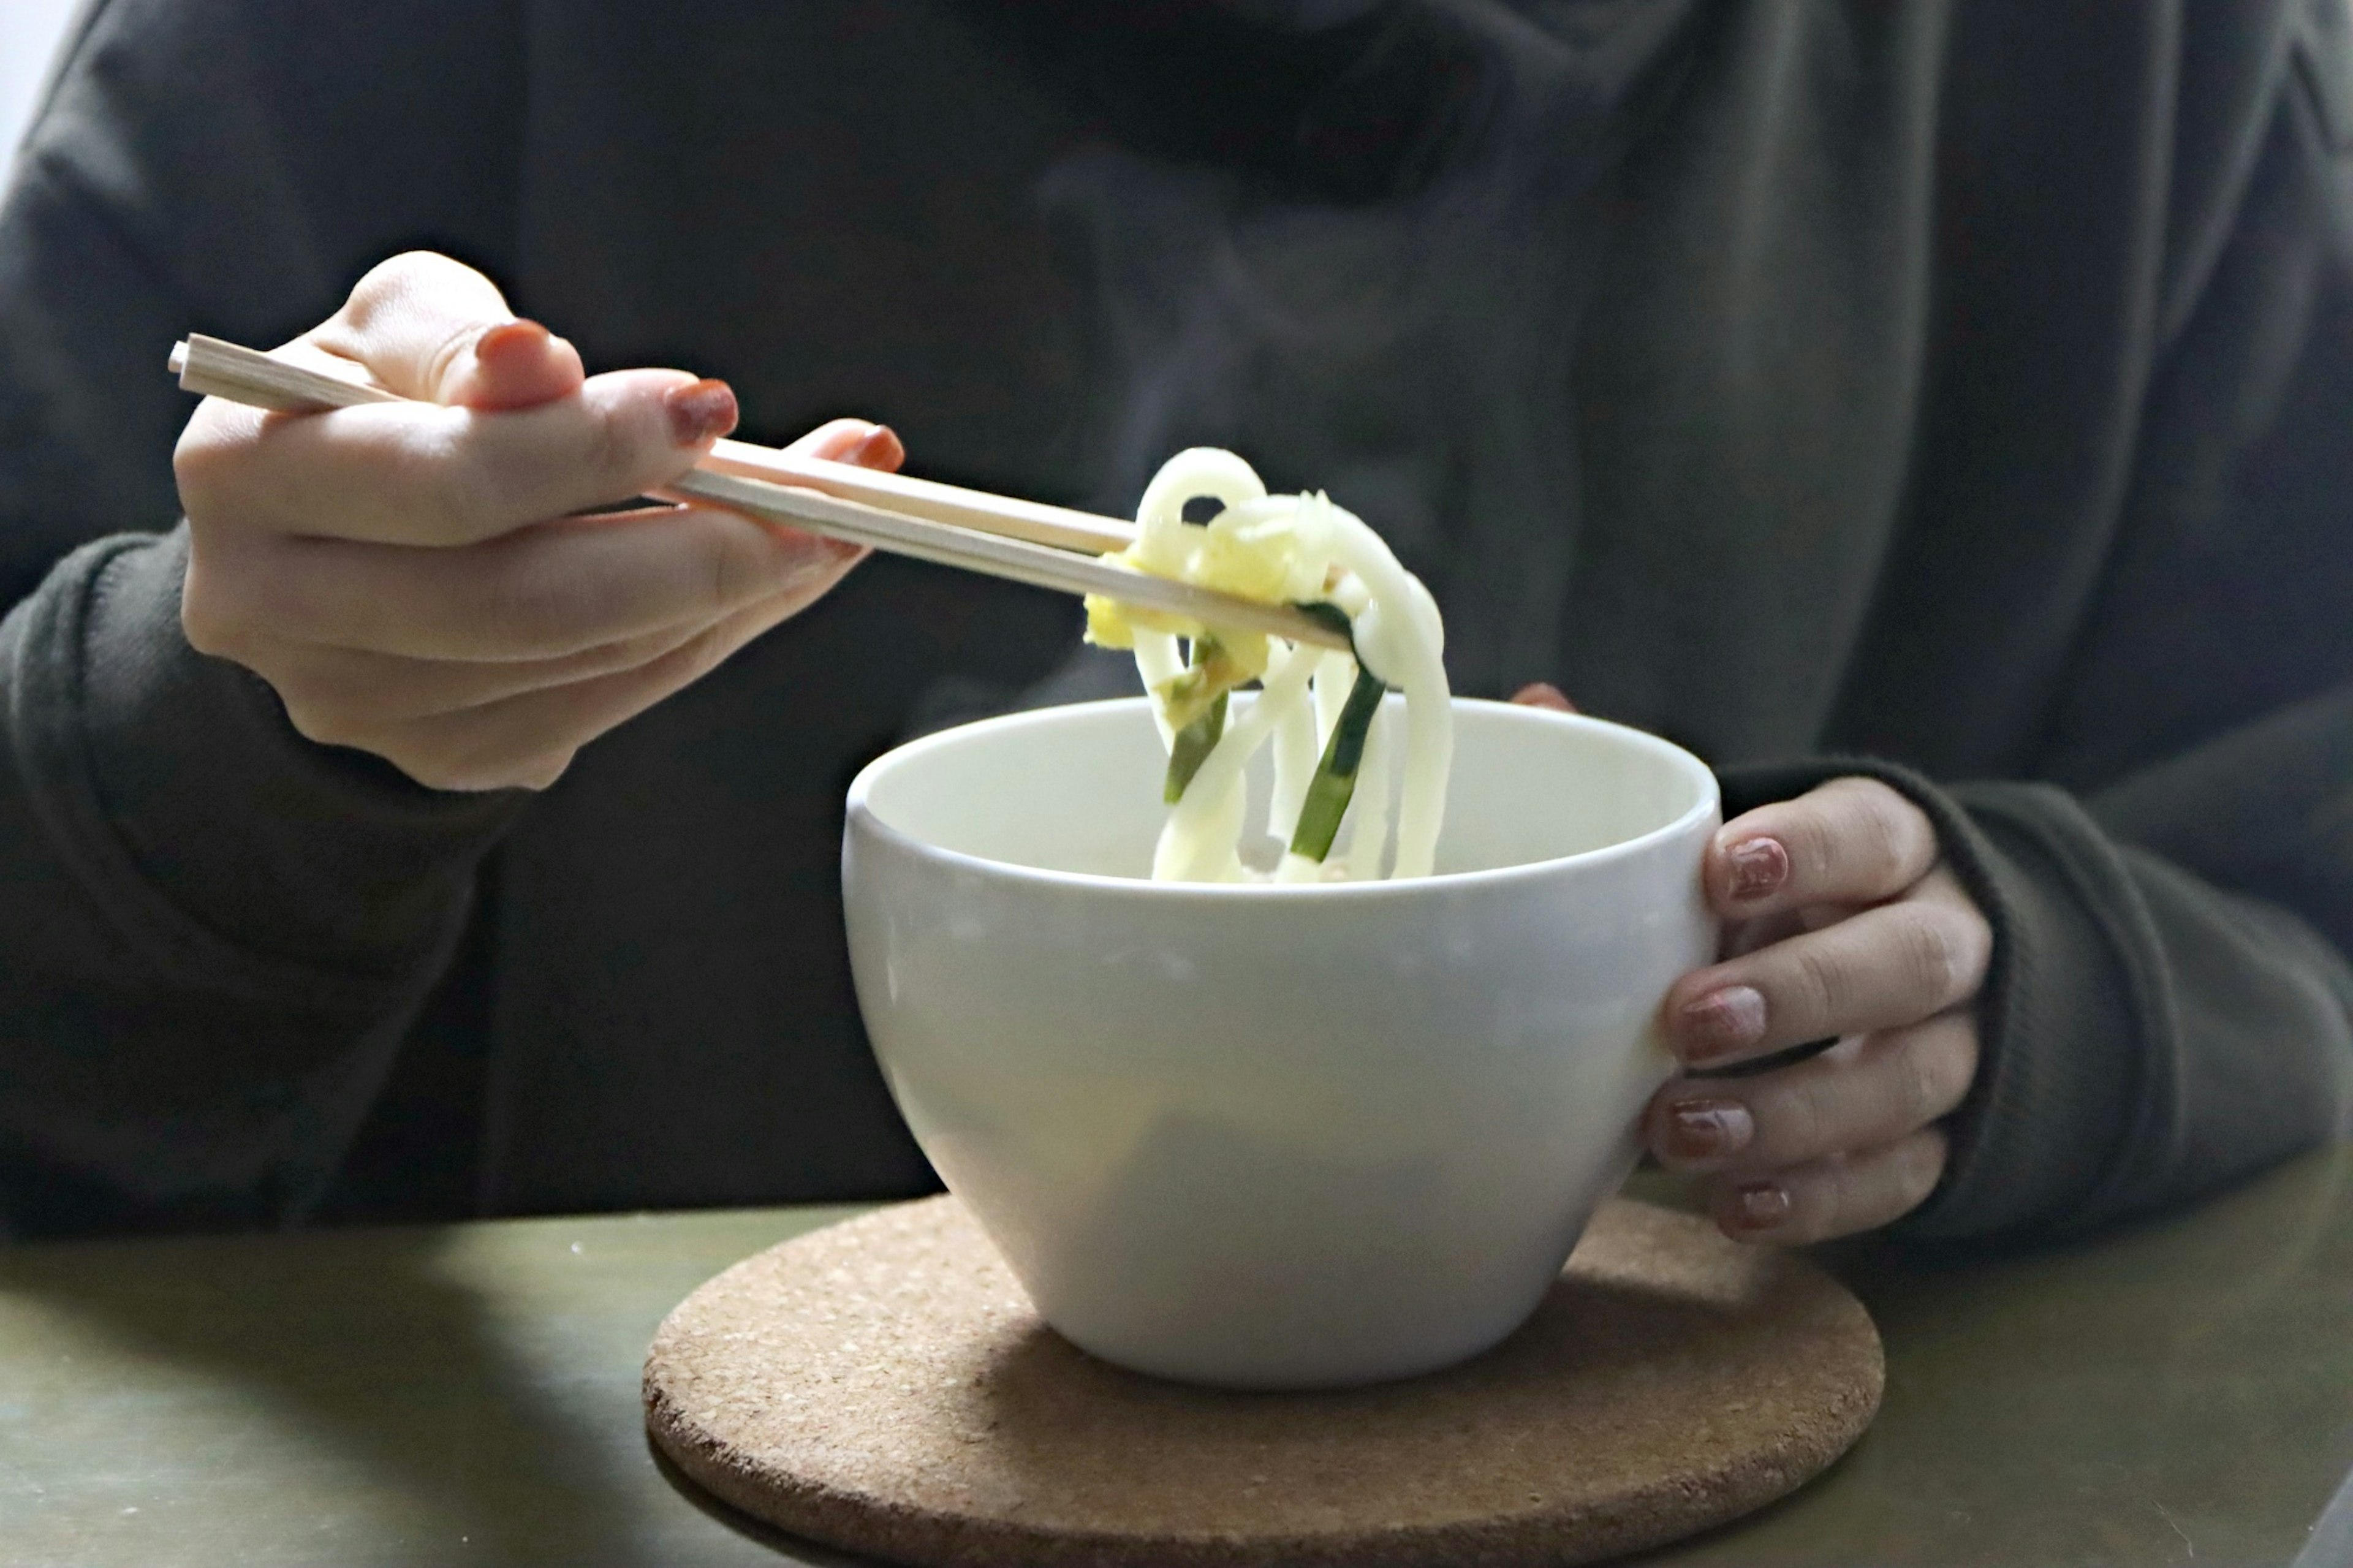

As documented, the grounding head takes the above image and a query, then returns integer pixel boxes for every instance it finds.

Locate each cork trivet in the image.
[645,1195,1881,1568]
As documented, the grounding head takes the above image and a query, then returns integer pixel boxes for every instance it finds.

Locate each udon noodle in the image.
[1083,449,1452,883]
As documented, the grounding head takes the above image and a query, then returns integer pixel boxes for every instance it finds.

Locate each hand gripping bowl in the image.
[843,696,1719,1390]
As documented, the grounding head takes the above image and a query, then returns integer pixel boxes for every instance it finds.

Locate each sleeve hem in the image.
[7,535,463,1010]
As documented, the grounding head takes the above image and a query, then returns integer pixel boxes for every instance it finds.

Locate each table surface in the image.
[4,1151,2351,1568]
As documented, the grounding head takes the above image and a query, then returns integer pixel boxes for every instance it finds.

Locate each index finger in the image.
[1708,776,1939,916]
[184,366,733,547]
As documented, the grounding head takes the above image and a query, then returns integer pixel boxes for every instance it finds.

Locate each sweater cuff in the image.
[10,528,526,1004]
[1716,759,2148,1242]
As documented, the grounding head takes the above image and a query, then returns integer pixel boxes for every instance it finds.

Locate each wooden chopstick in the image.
[165,334,1351,652]
[700,439,1134,556]
[167,335,1136,549]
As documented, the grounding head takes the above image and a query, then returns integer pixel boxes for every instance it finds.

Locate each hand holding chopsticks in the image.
[161,250,1353,793]
[168,333,1348,652]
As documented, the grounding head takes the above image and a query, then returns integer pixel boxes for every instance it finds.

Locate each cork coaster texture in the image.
[644,1195,1882,1567]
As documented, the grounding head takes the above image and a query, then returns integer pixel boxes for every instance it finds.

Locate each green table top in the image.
[4,1149,2350,1567]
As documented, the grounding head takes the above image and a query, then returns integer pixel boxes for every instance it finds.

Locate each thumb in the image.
[304,250,584,411]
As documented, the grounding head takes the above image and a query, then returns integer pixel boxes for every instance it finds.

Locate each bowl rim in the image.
[845,696,1720,900]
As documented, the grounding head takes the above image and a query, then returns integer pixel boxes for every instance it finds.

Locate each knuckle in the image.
[1789,1211,1842,1246]
[1846,783,1914,887]
[1889,798,1939,881]
[274,664,414,743]
[622,622,731,707]
[1775,1173,1841,1245]
[1883,1037,1950,1131]
[347,250,476,328]
[395,752,478,792]
[1841,1136,1946,1238]
[1783,942,1844,1031]
[1904,1127,1952,1195]
[695,531,739,620]
[426,433,515,538]
[1776,803,1841,890]
[424,322,491,400]
[1811,777,1933,896]
[1817,1171,1868,1243]
[1805,1159,1877,1244]
[1860,813,1911,891]
[281,694,372,752]
[396,737,563,794]
[582,402,647,489]
[173,411,273,523]
[463,746,572,792]
[171,423,233,501]
[695,523,779,617]
[336,260,407,328]
[179,558,260,659]
[1955,903,1995,985]
[349,251,436,308]
[252,658,331,713]
[1752,1126,1952,1247]
[515,751,575,790]
[1760,1069,1825,1153]
[681,626,734,684]
[178,586,237,657]
[387,737,475,790]
[1892,906,1969,1004]
[588,626,684,681]
[1917,1020,1978,1117]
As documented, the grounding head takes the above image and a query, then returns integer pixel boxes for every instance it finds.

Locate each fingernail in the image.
[1729,1181,1791,1233]
[1675,985,1767,1063]
[475,319,551,362]
[1662,1098,1754,1163]
[1724,836,1789,904]
[853,423,904,469]
[665,378,739,446]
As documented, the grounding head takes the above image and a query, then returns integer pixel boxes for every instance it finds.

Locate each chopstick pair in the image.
[165,334,1351,652]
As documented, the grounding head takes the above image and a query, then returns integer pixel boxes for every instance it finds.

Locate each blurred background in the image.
[2,0,80,178]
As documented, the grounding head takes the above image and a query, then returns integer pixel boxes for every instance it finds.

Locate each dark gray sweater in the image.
[1,0,2347,1241]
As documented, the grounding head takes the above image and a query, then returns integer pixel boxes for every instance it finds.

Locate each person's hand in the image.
[174,250,890,792]
[1648,778,1989,1242]
[1509,683,1991,1244]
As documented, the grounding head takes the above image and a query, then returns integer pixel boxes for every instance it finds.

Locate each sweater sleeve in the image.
[1706,2,2353,1246]
[0,0,529,1234]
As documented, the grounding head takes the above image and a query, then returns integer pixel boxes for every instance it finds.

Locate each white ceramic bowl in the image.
[843,697,1719,1389]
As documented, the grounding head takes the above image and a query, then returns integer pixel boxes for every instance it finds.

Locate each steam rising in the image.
[1040,0,1697,698]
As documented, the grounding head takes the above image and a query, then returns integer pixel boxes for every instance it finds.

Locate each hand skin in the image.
[175,250,893,792]
[1509,683,1991,1244]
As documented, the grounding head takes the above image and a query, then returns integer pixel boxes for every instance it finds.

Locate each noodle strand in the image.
[1085,450,1453,884]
